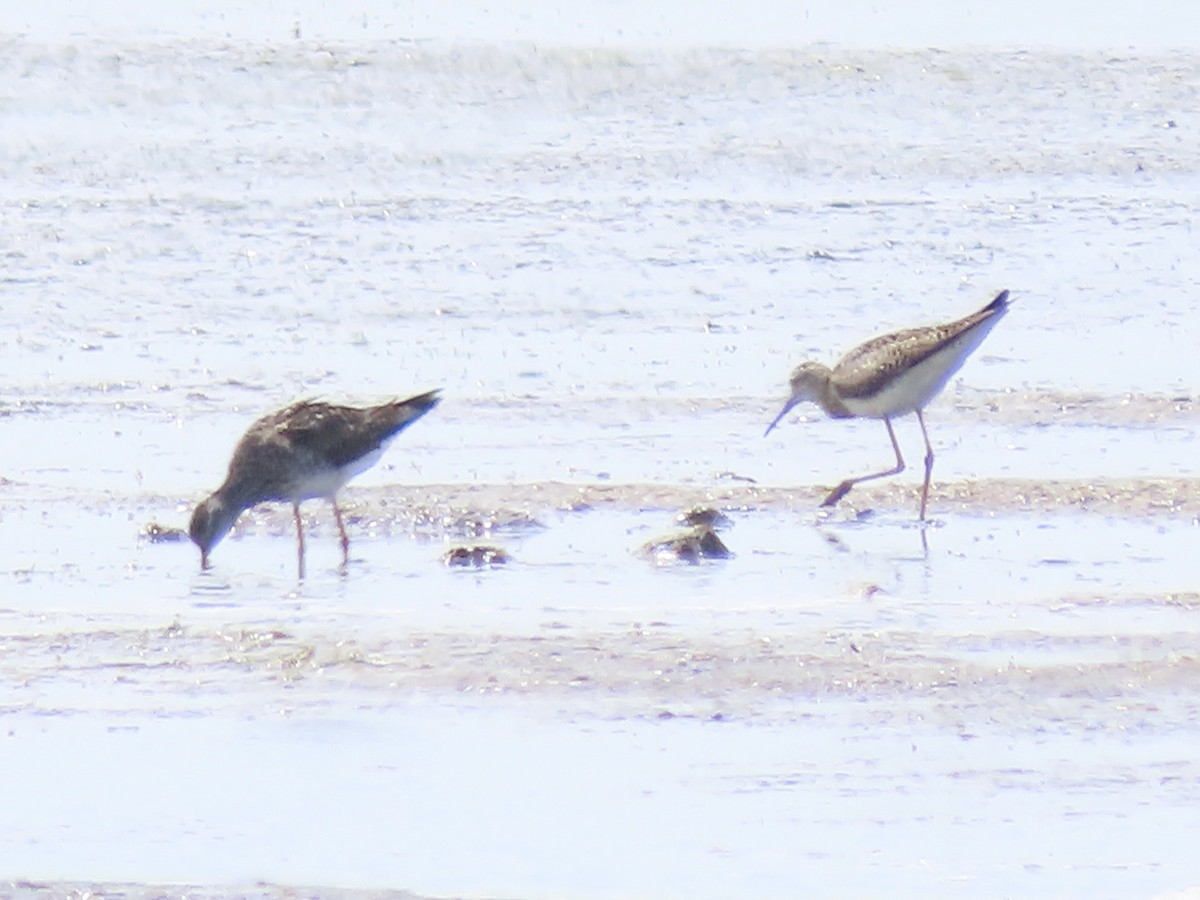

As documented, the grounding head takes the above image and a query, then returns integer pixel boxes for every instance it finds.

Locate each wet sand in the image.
[9,587,1200,719]
[6,471,1199,897]
[157,473,1200,545]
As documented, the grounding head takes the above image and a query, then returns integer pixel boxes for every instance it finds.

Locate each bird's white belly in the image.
[288,446,386,501]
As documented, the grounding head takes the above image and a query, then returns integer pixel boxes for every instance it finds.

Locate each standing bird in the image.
[765,291,1011,520]
[189,390,441,576]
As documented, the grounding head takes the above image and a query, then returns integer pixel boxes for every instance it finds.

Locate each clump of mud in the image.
[442,545,512,568]
[639,506,733,565]
[140,521,189,543]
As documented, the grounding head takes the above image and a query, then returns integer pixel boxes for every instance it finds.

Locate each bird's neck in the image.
[816,371,854,419]
[215,475,263,514]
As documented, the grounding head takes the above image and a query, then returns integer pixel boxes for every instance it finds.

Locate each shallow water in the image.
[2,20,1200,900]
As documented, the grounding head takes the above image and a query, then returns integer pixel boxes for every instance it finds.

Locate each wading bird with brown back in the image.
[765,291,1011,520]
[189,390,440,577]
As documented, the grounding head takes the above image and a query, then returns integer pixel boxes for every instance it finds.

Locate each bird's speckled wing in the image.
[222,391,440,503]
[274,392,441,471]
[830,292,1009,402]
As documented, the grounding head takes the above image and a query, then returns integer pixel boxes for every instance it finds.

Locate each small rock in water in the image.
[443,545,512,568]
[639,525,732,565]
[642,505,735,565]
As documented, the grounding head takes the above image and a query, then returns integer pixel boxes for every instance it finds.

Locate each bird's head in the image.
[189,494,239,569]
[764,361,831,436]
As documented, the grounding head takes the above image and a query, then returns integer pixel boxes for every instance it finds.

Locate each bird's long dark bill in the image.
[764,397,800,437]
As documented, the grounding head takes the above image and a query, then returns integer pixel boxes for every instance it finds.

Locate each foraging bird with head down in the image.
[189,390,441,577]
[765,291,1011,520]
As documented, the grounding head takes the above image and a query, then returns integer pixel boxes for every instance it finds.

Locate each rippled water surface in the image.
[2,18,1200,900]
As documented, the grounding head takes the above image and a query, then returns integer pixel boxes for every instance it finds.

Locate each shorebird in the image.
[765,290,1011,520]
[189,390,440,576]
